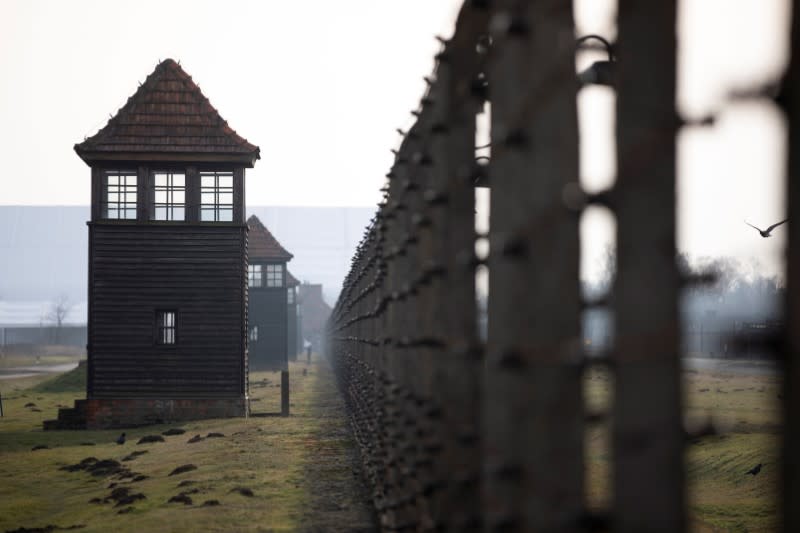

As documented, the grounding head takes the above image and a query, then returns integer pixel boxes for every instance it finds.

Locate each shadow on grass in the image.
[296,357,378,533]
[249,412,283,418]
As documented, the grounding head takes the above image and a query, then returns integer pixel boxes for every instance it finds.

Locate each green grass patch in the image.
[0,357,375,532]
[585,365,780,532]
[0,353,84,369]
[32,364,87,393]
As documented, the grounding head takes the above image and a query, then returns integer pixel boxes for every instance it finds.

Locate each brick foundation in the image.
[45,397,248,430]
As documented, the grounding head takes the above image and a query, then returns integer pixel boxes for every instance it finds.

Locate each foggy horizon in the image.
[1,0,790,286]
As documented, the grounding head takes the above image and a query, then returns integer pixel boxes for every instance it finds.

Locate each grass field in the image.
[585,364,780,532]
[0,357,376,533]
[0,357,781,532]
[0,352,84,370]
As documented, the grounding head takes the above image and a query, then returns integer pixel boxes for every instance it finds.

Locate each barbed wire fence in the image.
[327,1,800,531]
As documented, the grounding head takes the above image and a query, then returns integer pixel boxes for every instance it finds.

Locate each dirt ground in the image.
[294,362,378,533]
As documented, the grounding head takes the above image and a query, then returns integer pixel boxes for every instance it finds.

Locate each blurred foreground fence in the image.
[328,1,800,531]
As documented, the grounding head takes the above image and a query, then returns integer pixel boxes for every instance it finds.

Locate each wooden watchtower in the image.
[246,215,293,370]
[47,59,259,429]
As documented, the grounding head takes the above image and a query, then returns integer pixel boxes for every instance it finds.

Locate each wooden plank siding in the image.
[246,215,293,372]
[88,223,247,398]
[249,286,289,371]
[287,300,298,360]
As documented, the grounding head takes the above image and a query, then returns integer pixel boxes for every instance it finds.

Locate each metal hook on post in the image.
[576,34,616,87]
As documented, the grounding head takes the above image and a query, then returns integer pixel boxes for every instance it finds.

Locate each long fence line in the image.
[328,1,800,531]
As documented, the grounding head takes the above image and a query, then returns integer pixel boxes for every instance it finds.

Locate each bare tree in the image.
[47,294,73,329]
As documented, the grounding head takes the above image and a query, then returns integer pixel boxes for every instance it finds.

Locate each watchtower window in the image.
[200,171,234,222]
[103,171,137,220]
[266,264,284,287]
[287,288,295,304]
[152,172,185,221]
[248,264,263,287]
[156,311,177,345]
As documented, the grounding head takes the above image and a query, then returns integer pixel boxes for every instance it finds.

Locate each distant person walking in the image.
[304,340,312,363]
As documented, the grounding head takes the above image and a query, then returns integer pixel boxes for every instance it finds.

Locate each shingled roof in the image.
[75,58,260,166]
[286,270,300,287]
[247,215,293,262]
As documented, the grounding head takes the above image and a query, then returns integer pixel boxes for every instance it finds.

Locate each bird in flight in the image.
[744,219,787,238]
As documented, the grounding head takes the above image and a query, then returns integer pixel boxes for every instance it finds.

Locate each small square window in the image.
[156,310,177,345]
[266,264,284,287]
[103,171,137,220]
[152,171,186,221]
[248,264,263,288]
[248,326,258,342]
[287,289,295,304]
[199,171,234,222]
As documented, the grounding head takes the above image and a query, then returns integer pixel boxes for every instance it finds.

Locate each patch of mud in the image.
[136,435,165,444]
[121,450,148,462]
[60,457,143,481]
[104,487,146,507]
[5,525,85,533]
[168,464,197,476]
[168,493,193,505]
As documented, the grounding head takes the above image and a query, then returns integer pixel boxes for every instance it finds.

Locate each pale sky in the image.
[0,0,791,283]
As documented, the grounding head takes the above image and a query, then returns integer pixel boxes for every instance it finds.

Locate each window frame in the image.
[199,171,234,222]
[287,287,295,304]
[266,264,284,288]
[248,264,263,288]
[155,310,178,346]
[151,170,186,222]
[102,170,138,220]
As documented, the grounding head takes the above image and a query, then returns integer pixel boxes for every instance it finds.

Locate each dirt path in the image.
[0,362,79,380]
[684,357,778,377]
[297,359,377,532]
